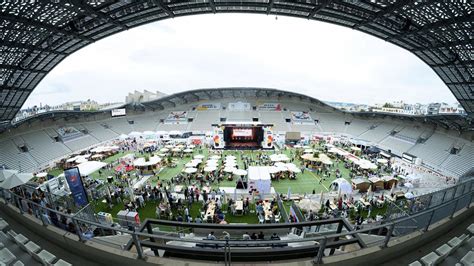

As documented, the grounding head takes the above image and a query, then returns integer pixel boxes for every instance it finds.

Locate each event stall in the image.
[247,166,271,195]
[351,178,371,193]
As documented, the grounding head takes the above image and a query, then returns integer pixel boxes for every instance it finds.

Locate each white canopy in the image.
[226,155,236,159]
[377,158,388,164]
[0,169,17,183]
[224,167,236,173]
[128,131,142,137]
[183,148,193,153]
[118,134,129,140]
[0,172,34,189]
[351,146,362,151]
[194,155,205,159]
[330,178,353,195]
[160,148,169,152]
[209,155,221,160]
[185,161,199,168]
[76,161,107,176]
[248,166,271,194]
[36,172,48,178]
[184,167,198,174]
[233,169,248,176]
[133,156,161,167]
[204,166,217,172]
[90,145,119,153]
[268,166,280,174]
[143,131,155,136]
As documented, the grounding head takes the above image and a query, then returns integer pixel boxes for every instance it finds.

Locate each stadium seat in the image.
[466,223,474,237]
[23,241,41,256]
[408,261,422,266]
[13,261,25,266]
[0,247,17,265]
[460,250,474,266]
[0,219,9,232]
[420,252,441,266]
[33,249,57,266]
[435,243,452,259]
[53,259,72,266]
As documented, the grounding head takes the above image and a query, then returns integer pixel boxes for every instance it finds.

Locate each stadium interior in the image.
[0,1,473,266]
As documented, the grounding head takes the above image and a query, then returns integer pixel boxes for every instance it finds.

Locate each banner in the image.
[291,111,314,125]
[197,103,221,111]
[111,108,126,117]
[165,111,188,124]
[258,103,281,111]
[64,167,89,207]
[228,102,251,111]
[261,125,274,149]
[212,126,225,149]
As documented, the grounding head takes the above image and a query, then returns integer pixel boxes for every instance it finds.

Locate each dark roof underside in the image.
[0,0,472,129]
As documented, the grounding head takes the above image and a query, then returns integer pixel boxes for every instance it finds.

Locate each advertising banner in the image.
[165,111,188,124]
[291,111,314,125]
[212,126,225,149]
[228,102,251,111]
[64,167,89,207]
[258,103,282,111]
[197,103,221,111]
[111,108,126,117]
[261,125,274,149]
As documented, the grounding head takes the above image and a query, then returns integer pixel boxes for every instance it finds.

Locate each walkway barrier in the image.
[0,176,472,263]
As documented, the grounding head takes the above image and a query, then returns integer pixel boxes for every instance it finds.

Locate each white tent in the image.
[0,172,34,189]
[204,166,217,172]
[184,168,197,174]
[233,169,248,176]
[194,154,205,159]
[224,167,236,173]
[248,166,271,194]
[183,148,193,153]
[209,155,221,160]
[0,169,17,182]
[330,178,352,195]
[133,156,162,167]
[128,131,142,137]
[75,161,107,176]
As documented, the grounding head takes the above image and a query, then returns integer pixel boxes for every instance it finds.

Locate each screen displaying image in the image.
[232,128,253,137]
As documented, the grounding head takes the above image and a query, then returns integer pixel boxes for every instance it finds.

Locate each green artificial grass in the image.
[57,143,395,225]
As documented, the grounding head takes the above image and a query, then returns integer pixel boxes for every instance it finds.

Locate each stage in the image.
[212,122,274,150]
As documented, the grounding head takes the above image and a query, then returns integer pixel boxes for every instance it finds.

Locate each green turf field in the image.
[48,143,389,224]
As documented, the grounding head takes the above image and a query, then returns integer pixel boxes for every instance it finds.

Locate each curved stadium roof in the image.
[0,0,472,128]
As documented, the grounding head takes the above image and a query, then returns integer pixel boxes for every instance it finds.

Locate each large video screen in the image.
[232,128,253,137]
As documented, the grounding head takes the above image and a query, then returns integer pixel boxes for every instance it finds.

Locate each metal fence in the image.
[0,176,472,263]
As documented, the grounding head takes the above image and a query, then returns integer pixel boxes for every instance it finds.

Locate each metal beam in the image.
[430,59,474,68]
[209,0,216,13]
[0,12,94,43]
[1,40,67,55]
[72,0,129,30]
[411,38,473,52]
[0,64,47,74]
[267,0,274,15]
[352,0,411,29]
[152,0,174,18]
[307,0,332,19]
[387,13,473,41]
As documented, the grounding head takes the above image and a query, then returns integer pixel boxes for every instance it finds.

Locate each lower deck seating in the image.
[0,218,71,266]
[410,223,474,266]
